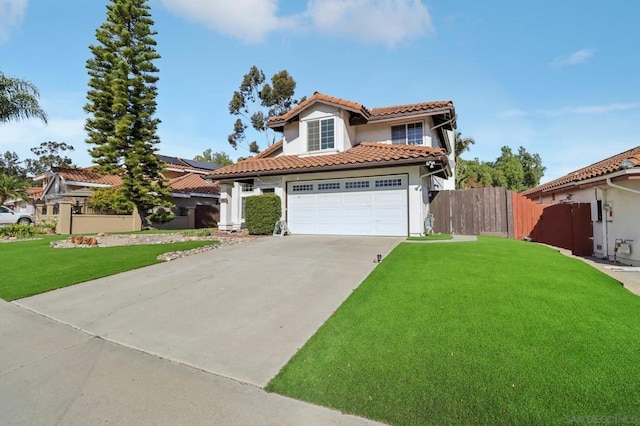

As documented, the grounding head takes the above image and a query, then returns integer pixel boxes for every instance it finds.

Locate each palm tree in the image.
[454,131,475,162]
[0,71,48,124]
[0,172,29,205]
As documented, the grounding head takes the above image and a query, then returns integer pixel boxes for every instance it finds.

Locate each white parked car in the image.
[0,205,34,225]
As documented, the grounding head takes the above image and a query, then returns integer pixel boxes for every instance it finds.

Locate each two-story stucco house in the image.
[208,92,457,236]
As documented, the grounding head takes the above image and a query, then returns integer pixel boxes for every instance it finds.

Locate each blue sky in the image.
[1,0,639,183]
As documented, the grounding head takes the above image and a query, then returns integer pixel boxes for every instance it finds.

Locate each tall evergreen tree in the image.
[84,0,169,227]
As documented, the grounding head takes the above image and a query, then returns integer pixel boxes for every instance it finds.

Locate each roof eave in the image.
[207,156,447,181]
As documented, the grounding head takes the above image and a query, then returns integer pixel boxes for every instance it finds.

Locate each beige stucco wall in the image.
[71,214,141,234]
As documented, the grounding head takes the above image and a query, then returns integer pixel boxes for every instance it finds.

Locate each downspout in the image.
[606,177,640,194]
[601,187,609,261]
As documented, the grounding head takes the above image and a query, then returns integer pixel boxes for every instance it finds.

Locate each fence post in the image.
[506,190,515,239]
[132,207,143,231]
[56,201,72,235]
[187,207,196,229]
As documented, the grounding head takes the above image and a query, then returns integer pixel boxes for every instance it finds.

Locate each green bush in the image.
[0,224,43,238]
[182,228,214,237]
[148,208,175,224]
[88,187,135,214]
[245,195,282,235]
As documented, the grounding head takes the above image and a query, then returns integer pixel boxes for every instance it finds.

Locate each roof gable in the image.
[268,91,456,131]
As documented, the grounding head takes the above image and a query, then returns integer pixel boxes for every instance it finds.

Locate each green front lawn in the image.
[0,235,216,301]
[267,237,640,425]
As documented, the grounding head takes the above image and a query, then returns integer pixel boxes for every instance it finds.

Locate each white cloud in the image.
[160,0,433,46]
[499,102,640,119]
[0,117,91,167]
[159,0,296,43]
[551,48,595,67]
[305,0,433,46]
[0,0,27,44]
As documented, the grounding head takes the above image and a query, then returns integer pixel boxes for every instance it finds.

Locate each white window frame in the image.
[307,118,335,152]
[390,121,424,145]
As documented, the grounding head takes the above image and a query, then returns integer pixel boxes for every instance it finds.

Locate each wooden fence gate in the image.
[195,205,219,228]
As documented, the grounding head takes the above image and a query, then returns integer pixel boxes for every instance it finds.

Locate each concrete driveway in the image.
[16,235,401,387]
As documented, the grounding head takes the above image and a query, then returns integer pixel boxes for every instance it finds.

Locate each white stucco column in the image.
[218,183,233,231]
[231,182,243,230]
[408,169,423,236]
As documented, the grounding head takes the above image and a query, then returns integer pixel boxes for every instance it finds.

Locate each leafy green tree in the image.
[24,141,75,176]
[494,146,525,191]
[517,146,546,189]
[84,0,170,227]
[194,149,233,166]
[88,187,135,214]
[0,151,26,178]
[0,71,48,124]
[0,172,29,205]
[228,66,302,153]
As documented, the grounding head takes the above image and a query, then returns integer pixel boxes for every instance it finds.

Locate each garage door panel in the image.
[287,176,407,236]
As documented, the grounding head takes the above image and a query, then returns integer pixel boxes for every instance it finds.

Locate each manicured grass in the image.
[267,237,640,425]
[407,233,453,241]
[0,235,216,301]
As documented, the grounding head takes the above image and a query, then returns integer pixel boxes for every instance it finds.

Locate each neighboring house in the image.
[31,155,221,223]
[523,146,640,265]
[208,92,457,236]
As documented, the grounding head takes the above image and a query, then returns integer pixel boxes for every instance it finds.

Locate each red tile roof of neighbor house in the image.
[267,92,455,128]
[27,187,43,198]
[53,167,123,186]
[208,143,447,179]
[522,145,640,196]
[167,173,220,195]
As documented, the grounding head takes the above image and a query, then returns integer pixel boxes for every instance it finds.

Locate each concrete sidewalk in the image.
[0,300,383,425]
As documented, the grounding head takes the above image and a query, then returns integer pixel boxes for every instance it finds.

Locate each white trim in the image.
[171,192,220,199]
[65,181,112,188]
[538,169,640,194]
[164,167,208,175]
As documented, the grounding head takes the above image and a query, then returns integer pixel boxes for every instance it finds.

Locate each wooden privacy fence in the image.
[431,187,515,237]
[431,188,594,256]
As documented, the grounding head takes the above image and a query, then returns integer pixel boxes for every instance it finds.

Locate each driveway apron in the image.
[16,235,401,387]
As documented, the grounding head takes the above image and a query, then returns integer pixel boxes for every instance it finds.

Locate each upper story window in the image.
[391,122,423,145]
[308,118,335,151]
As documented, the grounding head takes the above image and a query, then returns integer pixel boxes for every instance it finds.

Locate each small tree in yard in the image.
[244,195,282,235]
[88,187,134,214]
[84,0,170,228]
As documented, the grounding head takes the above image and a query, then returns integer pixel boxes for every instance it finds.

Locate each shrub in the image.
[0,224,43,238]
[89,187,135,214]
[182,228,214,237]
[245,195,282,235]
[148,207,175,224]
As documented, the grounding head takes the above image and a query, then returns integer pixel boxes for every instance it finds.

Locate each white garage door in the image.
[287,175,408,236]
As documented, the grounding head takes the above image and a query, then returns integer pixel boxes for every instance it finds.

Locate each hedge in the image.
[245,194,282,235]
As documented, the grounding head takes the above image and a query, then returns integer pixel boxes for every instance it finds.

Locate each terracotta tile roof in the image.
[208,143,446,179]
[369,100,455,120]
[268,92,455,129]
[268,92,370,127]
[53,167,123,186]
[522,146,640,196]
[167,173,219,196]
[27,187,43,198]
[255,140,283,159]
